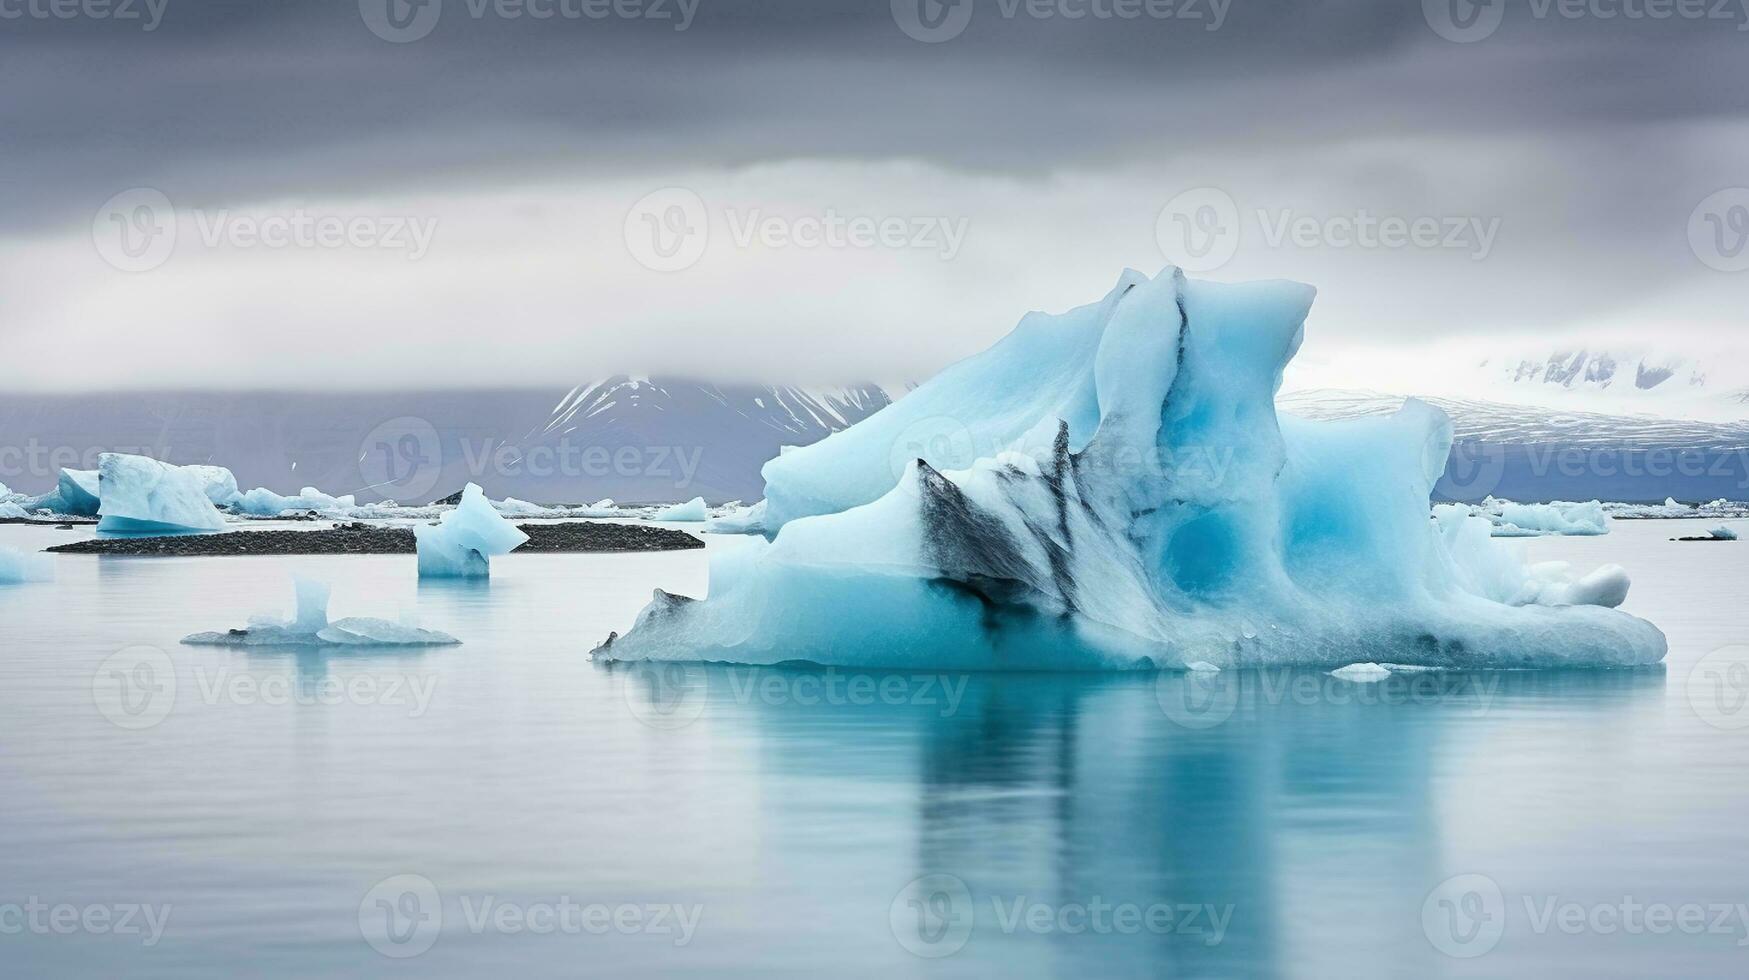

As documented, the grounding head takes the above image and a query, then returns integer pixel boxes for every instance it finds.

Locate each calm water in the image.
[2,518,1748,979]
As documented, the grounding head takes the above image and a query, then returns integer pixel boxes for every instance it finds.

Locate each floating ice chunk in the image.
[707,500,768,535]
[570,499,620,518]
[0,546,54,583]
[1185,661,1221,672]
[232,486,358,516]
[95,453,229,534]
[1708,525,1739,541]
[414,483,529,578]
[182,578,459,647]
[652,497,708,522]
[1523,563,1632,608]
[24,468,102,516]
[1329,663,1392,682]
[1487,499,1608,537]
[595,268,1666,670]
[491,496,553,517]
[0,502,27,520]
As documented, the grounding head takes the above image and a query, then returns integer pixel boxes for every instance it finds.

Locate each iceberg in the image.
[651,496,709,522]
[0,546,54,584]
[24,468,102,516]
[414,483,529,578]
[707,500,769,535]
[593,267,1666,670]
[182,578,459,647]
[0,502,28,520]
[95,453,229,534]
[231,486,358,516]
[1470,498,1609,537]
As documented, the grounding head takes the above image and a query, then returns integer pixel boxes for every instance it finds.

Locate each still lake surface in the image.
[2,518,1747,978]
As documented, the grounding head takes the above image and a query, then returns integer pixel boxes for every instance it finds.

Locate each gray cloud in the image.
[1,0,1745,389]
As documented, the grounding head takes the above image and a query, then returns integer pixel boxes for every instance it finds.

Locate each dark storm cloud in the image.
[2,0,1745,232]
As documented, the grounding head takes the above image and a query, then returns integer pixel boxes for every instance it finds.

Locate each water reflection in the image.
[621,664,1666,978]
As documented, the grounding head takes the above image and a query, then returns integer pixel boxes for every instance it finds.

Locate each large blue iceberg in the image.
[95,453,231,534]
[593,268,1667,670]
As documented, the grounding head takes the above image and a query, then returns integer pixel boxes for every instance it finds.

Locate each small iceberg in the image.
[0,546,54,584]
[1674,525,1739,542]
[651,496,709,522]
[182,579,459,647]
[231,486,358,516]
[1329,663,1393,682]
[414,483,528,578]
[24,467,101,516]
[95,454,230,534]
[1481,499,1609,537]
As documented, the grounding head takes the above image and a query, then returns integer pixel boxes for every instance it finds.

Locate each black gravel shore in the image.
[46,521,704,557]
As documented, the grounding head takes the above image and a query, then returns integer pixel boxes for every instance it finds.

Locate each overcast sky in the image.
[1,0,1745,391]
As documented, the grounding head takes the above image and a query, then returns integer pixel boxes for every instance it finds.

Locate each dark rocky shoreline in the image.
[46,521,704,557]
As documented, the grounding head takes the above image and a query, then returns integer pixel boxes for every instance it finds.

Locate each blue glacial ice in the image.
[22,468,102,516]
[1465,498,1610,537]
[231,486,358,516]
[414,483,528,578]
[651,496,709,522]
[182,578,460,647]
[593,267,1667,670]
[0,546,54,584]
[95,454,230,534]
